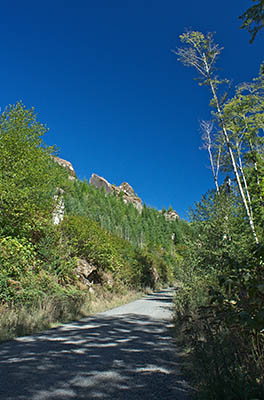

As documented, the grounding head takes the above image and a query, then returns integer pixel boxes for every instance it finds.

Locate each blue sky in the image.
[0,1,263,218]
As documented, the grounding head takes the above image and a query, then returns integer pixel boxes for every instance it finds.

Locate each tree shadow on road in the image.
[0,311,191,400]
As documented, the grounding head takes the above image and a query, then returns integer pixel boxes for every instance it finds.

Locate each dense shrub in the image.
[60,215,124,272]
[60,215,176,289]
[33,222,77,284]
[174,191,264,399]
[0,236,38,278]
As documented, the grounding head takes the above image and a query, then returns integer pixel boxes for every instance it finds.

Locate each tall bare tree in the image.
[173,31,259,243]
[200,120,221,193]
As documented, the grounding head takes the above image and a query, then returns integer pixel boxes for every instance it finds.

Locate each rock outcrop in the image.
[52,188,65,225]
[75,258,98,285]
[113,181,143,213]
[51,158,178,219]
[52,157,76,225]
[163,210,180,221]
[53,156,76,180]
[89,173,113,194]
[118,182,135,197]
[90,174,143,213]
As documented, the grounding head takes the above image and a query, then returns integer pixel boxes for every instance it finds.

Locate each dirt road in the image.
[0,288,191,399]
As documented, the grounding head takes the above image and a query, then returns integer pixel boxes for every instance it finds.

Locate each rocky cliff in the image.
[89,173,113,194]
[53,156,76,180]
[52,158,178,218]
[52,156,76,225]
[163,209,179,221]
[89,173,143,213]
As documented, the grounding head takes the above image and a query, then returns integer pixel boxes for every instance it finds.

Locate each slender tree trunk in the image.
[200,120,221,193]
[208,139,220,193]
[237,147,254,219]
[203,55,259,243]
[210,145,221,194]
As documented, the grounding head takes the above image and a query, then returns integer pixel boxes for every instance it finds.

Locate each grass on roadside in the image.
[172,299,264,400]
[0,286,144,343]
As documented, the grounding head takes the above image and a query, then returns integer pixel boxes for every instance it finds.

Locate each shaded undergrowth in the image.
[174,304,264,400]
[0,287,143,343]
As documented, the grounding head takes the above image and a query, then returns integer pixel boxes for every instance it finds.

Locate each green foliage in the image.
[64,178,186,250]
[240,0,264,43]
[174,189,264,398]
[174,33,264,394]
[62,180,187,290]
[176,31,224,89]
[60,215,124,273]
[0,101,69,238]
[0,100,183,339]
[0,102,78,308]
[33,221,77,284]
[0,272,19,304]
[0,265,81,308]
[175,30,262,243]
[0,236,37,278]
[0,232,78,306]
[60,214,178,290]
[182,307,264,400]
[0,283,86,342]
[221,72,264,238]
[17,272,84,314]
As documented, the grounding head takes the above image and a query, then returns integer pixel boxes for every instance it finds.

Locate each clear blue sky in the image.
[0,1,263,218]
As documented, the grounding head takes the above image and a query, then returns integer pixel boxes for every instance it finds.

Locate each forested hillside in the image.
[64,179,185,249]
[0,102,187,341]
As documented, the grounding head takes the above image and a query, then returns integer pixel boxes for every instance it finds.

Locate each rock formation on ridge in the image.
[89,173,113,194]
[89,173,143,213]
[52,156,76,225]
[163,209,180,221]
[52,159,178,218]
[53,156,76,180]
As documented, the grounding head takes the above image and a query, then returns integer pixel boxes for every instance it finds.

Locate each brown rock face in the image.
[122,195,143,213]
[114,181,143,212]
[75,258,98,286]
[89,174,143,213]
[53,156,76,180]
[89,173,113,194]
[119,182,135,197]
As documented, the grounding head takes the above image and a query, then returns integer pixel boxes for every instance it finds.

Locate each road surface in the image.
[0,288,191,399]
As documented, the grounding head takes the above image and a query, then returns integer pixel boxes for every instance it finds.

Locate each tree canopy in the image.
[240,0,264,42]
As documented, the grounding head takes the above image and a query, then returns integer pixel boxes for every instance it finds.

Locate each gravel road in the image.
[0,288,191,400]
